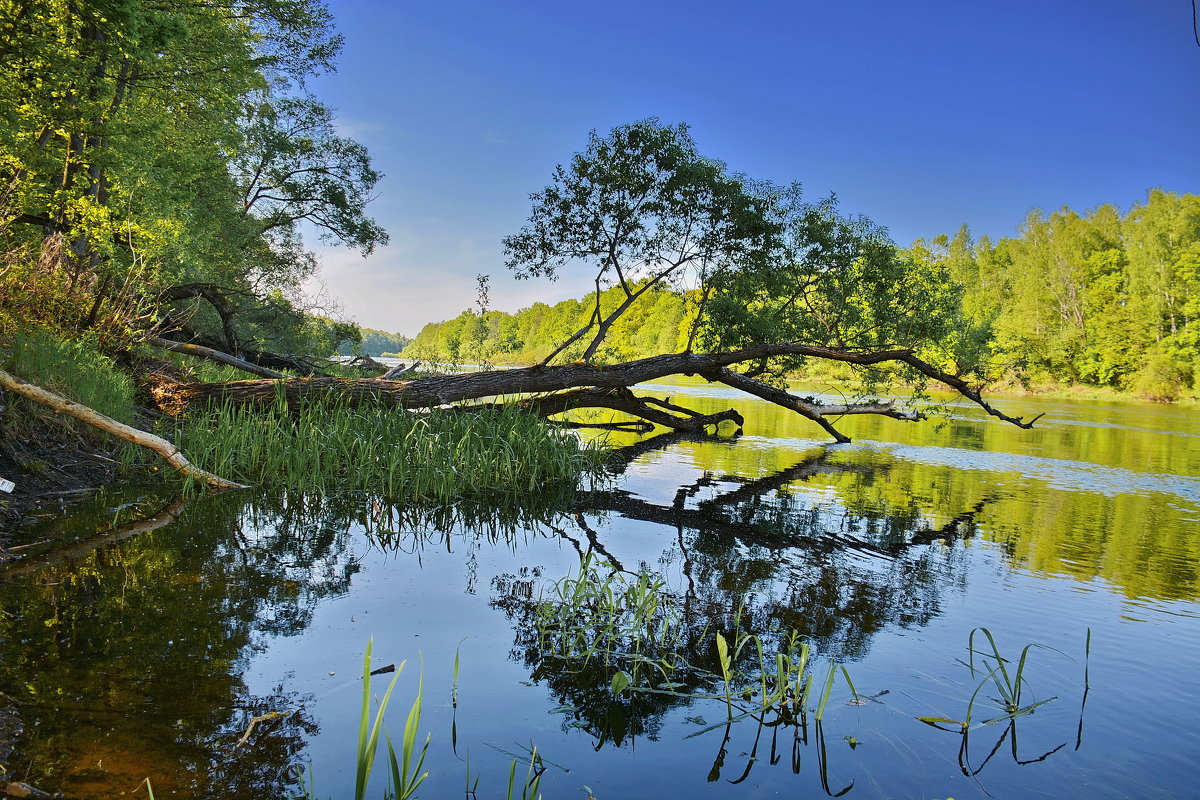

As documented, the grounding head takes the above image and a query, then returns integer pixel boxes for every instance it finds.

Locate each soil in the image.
[0,423,119,541]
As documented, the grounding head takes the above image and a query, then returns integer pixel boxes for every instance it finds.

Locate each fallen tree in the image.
[0,368,245,491]
[151,342,1038,442]
[147,120,1039,444]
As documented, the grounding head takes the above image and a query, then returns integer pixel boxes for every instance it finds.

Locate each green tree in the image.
[700,197,962,390]
[0,0,382,359]
[503,119,784,364]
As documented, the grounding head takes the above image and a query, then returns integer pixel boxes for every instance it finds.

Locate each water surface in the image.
[1,382,1197,799]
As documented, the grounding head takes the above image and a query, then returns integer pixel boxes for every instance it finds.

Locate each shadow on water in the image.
[0,482,597,798]
[0,490,344,797]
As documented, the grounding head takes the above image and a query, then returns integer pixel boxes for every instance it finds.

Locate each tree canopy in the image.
[503,120,785,364]
[0,0,383,357]
[421,123,1198,403]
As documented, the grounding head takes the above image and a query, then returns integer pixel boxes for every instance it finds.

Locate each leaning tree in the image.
[153,119,1038,444]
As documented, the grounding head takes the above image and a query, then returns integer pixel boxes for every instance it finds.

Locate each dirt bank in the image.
[0,424,118,541]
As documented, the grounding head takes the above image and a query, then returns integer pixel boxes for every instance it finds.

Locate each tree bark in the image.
[0,368,245,491]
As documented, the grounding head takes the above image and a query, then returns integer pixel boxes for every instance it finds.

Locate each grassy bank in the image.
[0,327,604,528]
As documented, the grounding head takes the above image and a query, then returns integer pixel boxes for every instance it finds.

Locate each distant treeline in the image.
[406,190,1198,399]
[405,286,689,367]
[338,327,412,357]
[917,189,1197,399]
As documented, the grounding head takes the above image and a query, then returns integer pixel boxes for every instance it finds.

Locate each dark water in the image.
[1,381,1198,799]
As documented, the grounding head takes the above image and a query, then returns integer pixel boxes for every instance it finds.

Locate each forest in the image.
[407,189,1200,402]
[0,0,384,366]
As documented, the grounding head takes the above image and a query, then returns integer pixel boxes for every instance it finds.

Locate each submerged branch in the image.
[705,366,923,443]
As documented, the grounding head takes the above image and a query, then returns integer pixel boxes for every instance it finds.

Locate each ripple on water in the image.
[744,434,1200,503]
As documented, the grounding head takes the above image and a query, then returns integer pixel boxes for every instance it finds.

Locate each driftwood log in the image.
[0,368,245,490]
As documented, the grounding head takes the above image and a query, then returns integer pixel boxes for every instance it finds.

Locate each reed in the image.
[963,626,1062,724]
[302,641,539,800]
[340,640,429,800]
[505,746,545,800]
[169,396,605,500]
[917,626,1069,733]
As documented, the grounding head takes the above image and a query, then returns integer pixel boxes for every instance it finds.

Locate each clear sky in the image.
[305,0,1200,336]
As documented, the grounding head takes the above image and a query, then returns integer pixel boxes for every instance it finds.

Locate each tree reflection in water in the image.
[493,431,999,788]
[0,480,601,797]
[0,490,360,798]
[0,428,1103,797]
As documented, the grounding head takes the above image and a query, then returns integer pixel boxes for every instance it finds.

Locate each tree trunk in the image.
[148,336,284,379]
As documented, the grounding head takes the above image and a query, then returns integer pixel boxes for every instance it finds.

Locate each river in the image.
[1,378,1197,799]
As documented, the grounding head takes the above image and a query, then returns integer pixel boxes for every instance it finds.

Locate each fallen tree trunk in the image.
[151,342,1038,442]
[0,368,246,491]
[172,329,332,377]
[704,366,922,443]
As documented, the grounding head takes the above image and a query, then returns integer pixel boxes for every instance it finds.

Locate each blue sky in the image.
[307,0,1200,336]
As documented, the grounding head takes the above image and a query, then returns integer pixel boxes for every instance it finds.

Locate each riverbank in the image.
[986,380,1199,405]
[0,421,122,539]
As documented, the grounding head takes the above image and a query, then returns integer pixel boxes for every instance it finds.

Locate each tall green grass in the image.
[4,326,135,424]
[168,396,605,500]
[299,641,544,800]
[353,640,429,800]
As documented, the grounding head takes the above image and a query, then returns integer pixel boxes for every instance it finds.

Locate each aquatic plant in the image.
[168,396,605,500]
[527,554,859,738]
[504,746,544,800]
[353,640,428,800]
[532,553,695,689]
[915,627,1092,778]
[293,642,555,800]
[918,627,1065,732]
